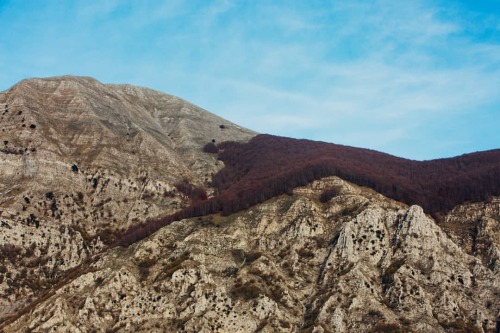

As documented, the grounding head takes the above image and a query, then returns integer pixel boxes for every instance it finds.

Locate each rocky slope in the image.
[1,76,499,332]
[3,177,499,332]
[443,199,500,273]
[0,75,255,231]
[0,76,255,322]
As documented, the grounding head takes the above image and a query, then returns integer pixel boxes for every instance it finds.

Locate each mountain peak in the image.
[0,75,256,241]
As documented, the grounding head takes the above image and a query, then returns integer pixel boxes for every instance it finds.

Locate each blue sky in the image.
[0,0,498,160]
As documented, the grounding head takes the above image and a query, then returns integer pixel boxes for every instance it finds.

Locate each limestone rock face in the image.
[443,199,500,272]
[0,76,255,229]
[0,76,255,322]
[4,177,499,332]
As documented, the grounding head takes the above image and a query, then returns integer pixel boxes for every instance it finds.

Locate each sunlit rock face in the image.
[0,76,255,231]
[0,76,255,321]
[3,177,499,333]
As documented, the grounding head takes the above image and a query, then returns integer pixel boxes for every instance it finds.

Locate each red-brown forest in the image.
[116,134,500,247]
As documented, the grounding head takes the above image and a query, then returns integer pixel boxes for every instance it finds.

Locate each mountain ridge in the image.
[0,76,499,332]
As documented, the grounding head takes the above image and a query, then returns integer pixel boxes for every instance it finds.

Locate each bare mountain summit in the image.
[0,75,255,229]
[0,76,255,321]
[0,76,499,333]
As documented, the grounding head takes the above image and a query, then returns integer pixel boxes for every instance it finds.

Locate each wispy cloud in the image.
[185,1,500,159]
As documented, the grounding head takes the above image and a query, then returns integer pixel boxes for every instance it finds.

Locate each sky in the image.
[0,0,499,160]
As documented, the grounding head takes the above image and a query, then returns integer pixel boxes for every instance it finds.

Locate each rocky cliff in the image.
[3,178,499,332]
[0,76,255,323]
[0,76,499,332]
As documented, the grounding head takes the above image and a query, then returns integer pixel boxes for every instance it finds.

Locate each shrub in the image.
[297,247,315,258]
[439,319,482,333]
[0,147,24,155]
[319,186,341,203]
[161,252,189,279]
[26,213,39,228]
[202,142,219,154]
[174,179,207,202]
[1,244,20,263]
[137,258,156,280]
[245,251,262,263]
[231,282,261,300]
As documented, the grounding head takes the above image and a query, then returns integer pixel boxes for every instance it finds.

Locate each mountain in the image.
[0,75,255,323]
[0,76,255,231]
[0,76,499,332]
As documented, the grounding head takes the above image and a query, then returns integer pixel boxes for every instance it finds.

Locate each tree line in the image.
[114,134,500,247]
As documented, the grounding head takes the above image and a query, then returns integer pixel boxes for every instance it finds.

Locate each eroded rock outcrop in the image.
[4,178,498,332]
[0,76,255,322]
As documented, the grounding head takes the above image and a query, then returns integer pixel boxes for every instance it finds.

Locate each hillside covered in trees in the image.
[117,134,500,246]
[213,134,500,216]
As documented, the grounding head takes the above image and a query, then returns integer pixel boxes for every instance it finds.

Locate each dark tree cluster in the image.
[202,142,219,154]
[319,186,341,203]
[114,134,500,248]
[115,207,202,246]
[0,147,24,155]
[174,179,208,202]
[26,213,40,228]
[1,244,20,264]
